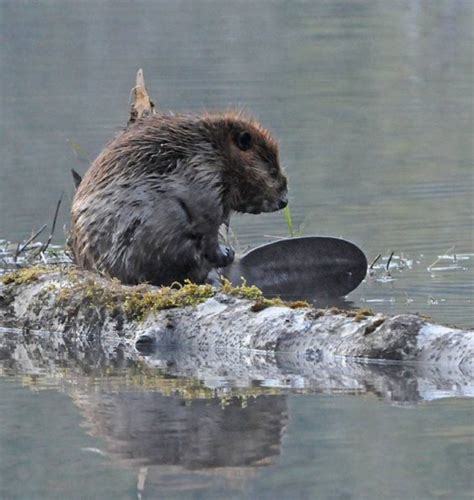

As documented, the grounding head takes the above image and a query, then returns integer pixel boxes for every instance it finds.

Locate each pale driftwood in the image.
[1,270,472,368]
[0,268,473,403]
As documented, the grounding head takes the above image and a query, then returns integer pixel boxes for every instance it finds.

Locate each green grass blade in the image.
[283,205,294,237]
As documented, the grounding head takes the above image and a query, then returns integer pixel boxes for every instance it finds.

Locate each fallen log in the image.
[0,266,472,375]
[0,265,473,404]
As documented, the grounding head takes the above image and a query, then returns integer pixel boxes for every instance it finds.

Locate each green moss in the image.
[288,300,311,309]
[250,297,284,312]
[51,273,217,322]
[55,273,313,320]
[352,308,374,322]
[123,281,215,321]
[220,278,263,300]
[221,279,310,312]
[3,264,313,322]
[123,279,311,319]
[1,265,53,286]
[312,306,375,322]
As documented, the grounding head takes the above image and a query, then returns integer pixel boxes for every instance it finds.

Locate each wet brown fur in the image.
[70,111,288,286]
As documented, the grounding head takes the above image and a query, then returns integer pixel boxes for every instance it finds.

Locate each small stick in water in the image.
[31,194,63,260]
[14,242,20,265]
[15,224,48,260]
[369,254,381,270]
[386,251,394,272]
[427,245,456,272]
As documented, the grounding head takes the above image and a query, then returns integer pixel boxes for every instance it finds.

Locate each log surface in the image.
[1,268,472,372]
[1,267,473,403]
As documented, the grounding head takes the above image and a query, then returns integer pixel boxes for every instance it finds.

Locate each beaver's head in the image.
[75,111,288,218]
[204,113,288,214]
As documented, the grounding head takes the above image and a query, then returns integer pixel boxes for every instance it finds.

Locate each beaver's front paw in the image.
[205,244,235,268]
[220,244,235,267]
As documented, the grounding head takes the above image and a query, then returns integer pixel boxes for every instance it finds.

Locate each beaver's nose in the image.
[278,196,288,209]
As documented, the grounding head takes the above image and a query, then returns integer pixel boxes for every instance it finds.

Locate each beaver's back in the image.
[70,111,287,285]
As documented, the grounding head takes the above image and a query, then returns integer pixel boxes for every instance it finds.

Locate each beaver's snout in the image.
[278,195,288,210]
[257,193,288,213]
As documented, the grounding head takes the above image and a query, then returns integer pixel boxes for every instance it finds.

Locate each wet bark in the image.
[0,269,472,373]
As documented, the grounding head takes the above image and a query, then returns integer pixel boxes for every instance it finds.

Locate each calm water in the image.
[0,1,473,498]
[0,371,473,500]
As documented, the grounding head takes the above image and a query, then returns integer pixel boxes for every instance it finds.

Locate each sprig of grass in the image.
[283,205,295,237]
[67,138,91,164]
[283,205,305,237]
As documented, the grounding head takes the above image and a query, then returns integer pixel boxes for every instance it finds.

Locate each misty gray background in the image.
[0,2,473,498]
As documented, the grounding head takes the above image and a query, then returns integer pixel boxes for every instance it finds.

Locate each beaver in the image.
[70,111,288,286]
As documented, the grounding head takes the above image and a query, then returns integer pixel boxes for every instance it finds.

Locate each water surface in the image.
[0,371,472,500]
[0,1,473,498]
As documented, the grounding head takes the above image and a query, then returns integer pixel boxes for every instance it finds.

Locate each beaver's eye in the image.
[235,131,253,151]
[269,168,279,179]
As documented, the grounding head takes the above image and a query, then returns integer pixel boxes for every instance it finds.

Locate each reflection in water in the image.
[0,336,473,497]
[140,346,474,404]
[76,391,287,470]
[2,325,472,407]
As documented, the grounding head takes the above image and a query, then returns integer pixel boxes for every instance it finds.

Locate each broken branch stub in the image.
[128,68,156,126]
